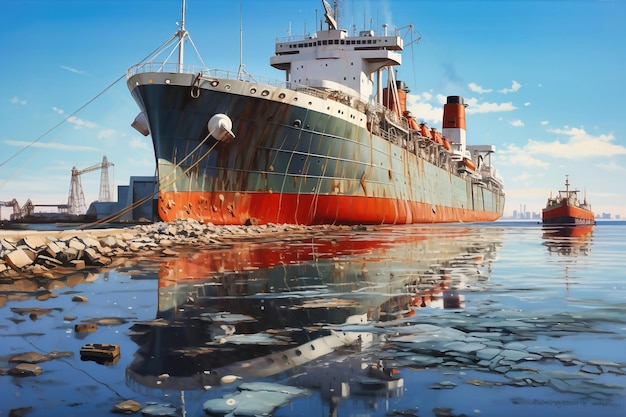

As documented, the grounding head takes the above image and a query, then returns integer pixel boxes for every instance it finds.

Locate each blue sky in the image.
[1,0,625,220]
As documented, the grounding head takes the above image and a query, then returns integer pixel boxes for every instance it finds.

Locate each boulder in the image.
[4,248,34,270]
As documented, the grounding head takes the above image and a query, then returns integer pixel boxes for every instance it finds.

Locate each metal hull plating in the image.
[128,72,504,225]
[542,204,595,226]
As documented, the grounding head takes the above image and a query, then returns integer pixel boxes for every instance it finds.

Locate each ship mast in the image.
[176,0,187,73]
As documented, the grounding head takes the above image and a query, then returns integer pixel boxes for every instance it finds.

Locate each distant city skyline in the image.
[508,208,621,221]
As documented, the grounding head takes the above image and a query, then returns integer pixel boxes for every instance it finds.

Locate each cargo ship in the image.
[542,176,595,225]
[126,0,505,225]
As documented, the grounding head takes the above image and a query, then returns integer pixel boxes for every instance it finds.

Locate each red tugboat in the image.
[542,176,595,225]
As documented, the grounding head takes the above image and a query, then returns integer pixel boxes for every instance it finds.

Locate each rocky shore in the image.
[0,219,354,280]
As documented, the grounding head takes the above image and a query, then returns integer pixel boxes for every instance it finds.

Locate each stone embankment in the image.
[0,219,352,279]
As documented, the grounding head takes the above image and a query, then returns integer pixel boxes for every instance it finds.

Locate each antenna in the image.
[238,0,243,78]
[237,0,252,80]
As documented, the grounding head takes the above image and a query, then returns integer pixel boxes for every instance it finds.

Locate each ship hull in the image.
[128,72,504,225]
[542,203,595,225]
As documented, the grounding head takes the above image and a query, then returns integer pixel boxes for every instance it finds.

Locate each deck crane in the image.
[67,155,114,215]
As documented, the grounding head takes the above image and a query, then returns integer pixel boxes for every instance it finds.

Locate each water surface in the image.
[1,221,624,416]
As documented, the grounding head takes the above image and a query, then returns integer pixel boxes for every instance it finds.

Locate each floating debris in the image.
[220,374,242,384]
[79,343,120,365]
[203,382,308,416]
[9,363,43,376]
[74,323,98,333]
[139,403,179,417]
[8,350,72,364]
[112,399,141,414]
[9,352,49,364]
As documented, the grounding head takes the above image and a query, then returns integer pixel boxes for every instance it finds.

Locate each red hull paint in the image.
[158,191,501,225]
[542,203,595,225]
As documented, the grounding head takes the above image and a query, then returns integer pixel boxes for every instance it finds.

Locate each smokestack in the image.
[442,96,467,152]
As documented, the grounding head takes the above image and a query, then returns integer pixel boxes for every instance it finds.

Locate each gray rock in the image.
[476,348,501,360]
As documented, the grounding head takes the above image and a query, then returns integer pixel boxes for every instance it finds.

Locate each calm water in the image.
[1,221,624,417]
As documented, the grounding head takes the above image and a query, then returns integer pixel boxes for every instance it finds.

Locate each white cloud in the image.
[541,120,549,126]
[530,127,626,159]
[510,119,524,127]
[499,144,550,168]
[404,91,518,123]
[4,139,100,152]
[61,65,86,75]
[10,96,27,106]
[524,102,531,107]
[595,161,626,173]
[512,172,532,182]
[129,137,151,150]
[468,82,492,94]
[501,127,625,167]
[464,98,517,114]
[405,93,443,124]
[128,157,156,167]
[97,128,117,139]
[499,80,521,94]
[435,94,447,105]
[52,107,98,130]
[66,115,98,130]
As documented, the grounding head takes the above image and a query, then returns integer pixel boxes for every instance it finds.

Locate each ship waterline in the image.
[157,190,503,225]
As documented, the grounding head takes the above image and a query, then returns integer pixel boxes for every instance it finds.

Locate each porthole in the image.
[293,119,302,127]
[278,93,286,99]
[225,84,231,90]
[210,80,219,87]
[261,90,270,96]
[250,88,257,94]
[165,79,171,84]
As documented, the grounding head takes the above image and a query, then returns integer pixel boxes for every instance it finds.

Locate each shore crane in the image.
[0,198,34,221]
[67,155,114,215]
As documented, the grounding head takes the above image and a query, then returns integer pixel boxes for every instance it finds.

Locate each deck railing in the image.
[126,62,391,114]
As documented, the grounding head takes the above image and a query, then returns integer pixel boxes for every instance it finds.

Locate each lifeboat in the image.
[419,123,431,139]
[431,128,443,145]
[463,158,476,171]
[442,137,451,151]
[404,111,419,130]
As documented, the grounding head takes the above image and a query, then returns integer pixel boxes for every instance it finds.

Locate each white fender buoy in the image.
[208,113,235,142]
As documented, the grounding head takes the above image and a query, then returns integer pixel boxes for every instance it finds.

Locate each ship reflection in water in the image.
[125,226,501,413]
[542,225,594,256]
